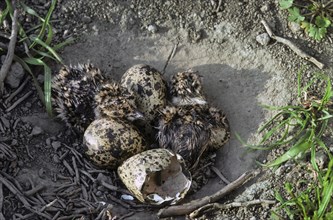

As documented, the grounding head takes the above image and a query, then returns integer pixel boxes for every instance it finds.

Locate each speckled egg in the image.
[83,118,147,169]
[118,148,192,205]
[120,64,167,140]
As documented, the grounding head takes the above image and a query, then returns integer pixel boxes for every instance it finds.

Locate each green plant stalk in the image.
[28,0,57,49]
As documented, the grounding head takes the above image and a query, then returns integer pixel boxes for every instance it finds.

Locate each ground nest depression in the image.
[1,0,333,219]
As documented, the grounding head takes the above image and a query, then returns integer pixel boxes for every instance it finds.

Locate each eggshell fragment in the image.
[118,148,191,205]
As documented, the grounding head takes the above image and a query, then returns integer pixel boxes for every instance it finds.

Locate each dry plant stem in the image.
[0,175,31,208]
[24,184,45,197]
[72,156,80,183]
[0,0,18,95]
[211,166,231,184]
[0,182,5,220]
[100,180,131,194]
[6,91,33,112]
[216,0,223,12]
[162,42,178,74]
[119,211,135,220]
[189,199,276,219]
[5,77,30,104]
[261,19,324,69]
[157,170,258,218]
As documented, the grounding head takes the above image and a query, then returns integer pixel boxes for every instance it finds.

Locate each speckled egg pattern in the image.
[117,148,188,203]
[83,118,146,169]
[120,64,167,120]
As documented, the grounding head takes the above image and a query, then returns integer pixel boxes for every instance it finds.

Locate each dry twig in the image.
[0,182,5,220]
[210,166,230,184]
[0,0,19,95]
[157,170,259,218]
[24,184,45,197]
[189,199,276,219]
[162,42,178,74]
[261,19,324,69]
[5,76,30,104]
[6,91,33,112]
[0,174,31,208]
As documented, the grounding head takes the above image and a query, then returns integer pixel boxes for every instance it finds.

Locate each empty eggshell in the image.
[117,148,191,205]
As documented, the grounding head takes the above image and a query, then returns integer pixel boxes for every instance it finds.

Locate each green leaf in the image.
[288,7,305,23]
[53,37,75,51]
[308,24,327,41]
[264,130,312,167]
[43,64,53,117]
[20,2,43,20]
[29,0,57,49]
[0,1,10,25]
[318,176,333,217]
[301,21,311,32]
[315,16,331,28]
[23,57,53,117]
[29,36,63,63]
[279,0,293,10]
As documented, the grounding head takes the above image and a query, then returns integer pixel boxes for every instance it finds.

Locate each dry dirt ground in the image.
[1,0,333,219]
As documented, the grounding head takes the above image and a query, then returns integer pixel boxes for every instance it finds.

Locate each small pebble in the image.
[121,194,134,201]
[82,16,91,23]
[95,191,103,197]
[260,4,269,13]
[51,141,62,151]
[46,138,51,146]
[147,24,158,33]
[288,22,301,33]
[274,166,285,176]
[4,61,25,89]
[0,117,10,128]
[256,33,270,46]
[11,139,18,146]
[52,154,61,163]
[38,168,46,178]
[30,126,43,136]
[315,151,328,169]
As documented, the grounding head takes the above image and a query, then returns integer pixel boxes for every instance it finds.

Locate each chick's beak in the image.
[127,111,144,121]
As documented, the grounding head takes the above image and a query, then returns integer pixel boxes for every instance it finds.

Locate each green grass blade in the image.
[264,130,312,167]
[20,2,44,20]
[318,178,333,217]
[4,0,13,13]
[31,48,59,61]
[45,23,53,46]
[259,119,289,144]
[23,57,53,116]
[258,111,285,133]
[43,64,53,117]
[29,0,57,49]
[29,36,63,63]
[0,1,10,25]
[53,37,75,51]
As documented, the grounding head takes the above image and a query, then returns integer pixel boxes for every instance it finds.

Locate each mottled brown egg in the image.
[117,148,191,205]
[120,64,167,140]
[83,118,147,169]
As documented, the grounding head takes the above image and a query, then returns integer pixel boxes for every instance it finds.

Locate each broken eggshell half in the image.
[117,148,192,205]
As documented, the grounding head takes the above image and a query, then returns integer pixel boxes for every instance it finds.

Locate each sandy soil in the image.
[1,0,333,219]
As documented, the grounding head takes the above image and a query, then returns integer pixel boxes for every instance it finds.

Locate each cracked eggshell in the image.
[83,118,146,169]
[117,148,192,205]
